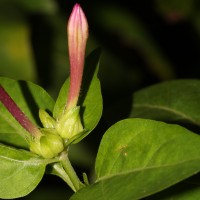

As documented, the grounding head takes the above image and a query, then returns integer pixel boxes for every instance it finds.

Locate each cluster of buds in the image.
[0,3,88,159]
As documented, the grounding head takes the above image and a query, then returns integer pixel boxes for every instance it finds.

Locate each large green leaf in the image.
[0,77,55,148]
[53,48,102,142]
[130,79,200,129]
[70,118,200,200]
[0,143,46,199]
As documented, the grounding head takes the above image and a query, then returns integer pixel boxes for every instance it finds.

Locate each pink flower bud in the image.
[66,3,88,110]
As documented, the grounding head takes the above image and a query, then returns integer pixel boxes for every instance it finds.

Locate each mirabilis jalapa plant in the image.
[1,3,200,200]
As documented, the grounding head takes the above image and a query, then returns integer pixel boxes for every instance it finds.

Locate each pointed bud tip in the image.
[74,3,80,9]
[72,3,82,13]
[68,3,88,33]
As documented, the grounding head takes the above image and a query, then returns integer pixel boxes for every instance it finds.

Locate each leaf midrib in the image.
[96,157,200,182]
[133,103,200,126]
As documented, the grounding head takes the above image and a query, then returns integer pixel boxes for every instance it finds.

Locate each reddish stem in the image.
[0,85,41,137]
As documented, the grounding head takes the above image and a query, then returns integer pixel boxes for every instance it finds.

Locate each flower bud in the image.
[54,4,88,142]
[30,129,64,159]
[66,3,88,110]
[39,109,56,129]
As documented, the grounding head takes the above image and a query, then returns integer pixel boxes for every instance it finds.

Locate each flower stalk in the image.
[59,151,85,192]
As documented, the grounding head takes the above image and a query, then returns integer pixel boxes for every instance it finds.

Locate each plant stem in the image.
[52,163,76,192]
[59,150,84,192]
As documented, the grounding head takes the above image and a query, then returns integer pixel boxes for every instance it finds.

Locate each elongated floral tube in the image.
[0,85,41,138]
[66,3,88,110]
[55,4,88,140]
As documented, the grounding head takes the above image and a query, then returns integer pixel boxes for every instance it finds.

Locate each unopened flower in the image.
[30,128,64,159]
[66,3,88,110]
[56,4,88,141]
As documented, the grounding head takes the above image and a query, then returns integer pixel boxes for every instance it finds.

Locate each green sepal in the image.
[56,106,83,140]
[39,109,56,129]
[65,129,87,146]
[30,128,64,159]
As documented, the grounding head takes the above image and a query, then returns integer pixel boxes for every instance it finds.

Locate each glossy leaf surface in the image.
[130,79,200,129]
[0,144,46,199]
[71,118,200,200]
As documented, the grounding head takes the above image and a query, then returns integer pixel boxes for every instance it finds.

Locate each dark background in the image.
[0,0,200,199]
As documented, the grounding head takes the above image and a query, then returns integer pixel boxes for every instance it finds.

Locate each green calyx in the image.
[29,129,64,159]
[56,106,84,140]
[39,109,56,129]
[30,107,84,158]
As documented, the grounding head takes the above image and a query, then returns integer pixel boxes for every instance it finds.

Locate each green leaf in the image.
[145,179,200,199]
[0,143,46,199]
[130,79,200,129]
[0,77,55,148]
[70,118,200,200]
[53,48,102,143]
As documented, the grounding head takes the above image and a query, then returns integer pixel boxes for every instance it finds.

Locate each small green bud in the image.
[39,109,56,128]
[30,129,64,158]
[56,106,83,140]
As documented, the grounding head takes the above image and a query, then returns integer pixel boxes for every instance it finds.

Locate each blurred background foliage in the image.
[1,0,200,199]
